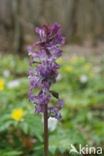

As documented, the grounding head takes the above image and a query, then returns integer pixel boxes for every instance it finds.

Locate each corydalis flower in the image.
[28,23,65,120]
[33,23,65,50]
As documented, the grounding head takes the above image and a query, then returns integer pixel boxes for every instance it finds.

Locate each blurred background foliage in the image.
[0,0,104,155]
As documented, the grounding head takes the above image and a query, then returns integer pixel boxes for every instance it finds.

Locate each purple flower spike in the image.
[28,23,65,120]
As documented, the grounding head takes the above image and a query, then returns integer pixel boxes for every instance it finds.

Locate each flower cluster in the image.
[27,23,65,120]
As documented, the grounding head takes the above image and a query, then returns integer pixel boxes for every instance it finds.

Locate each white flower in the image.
[56,74,62,81]
[80,75,88,83]
[48,117,58,131]
[8,80,20,88]
[11,61,16,67]
[3,70,10,77]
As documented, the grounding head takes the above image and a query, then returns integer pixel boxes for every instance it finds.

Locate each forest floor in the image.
[63,41,104,63]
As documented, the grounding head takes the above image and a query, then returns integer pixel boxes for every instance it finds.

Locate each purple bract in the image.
[28,23,65,120]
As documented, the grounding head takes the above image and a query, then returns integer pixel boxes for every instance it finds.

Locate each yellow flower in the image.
[64,66,73,73]
[84,63,91,71]
[56,58,63,64]
[89,72,95,77]
[0,80,4,91]
[70,57,78,64]
[11,109,23,121]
